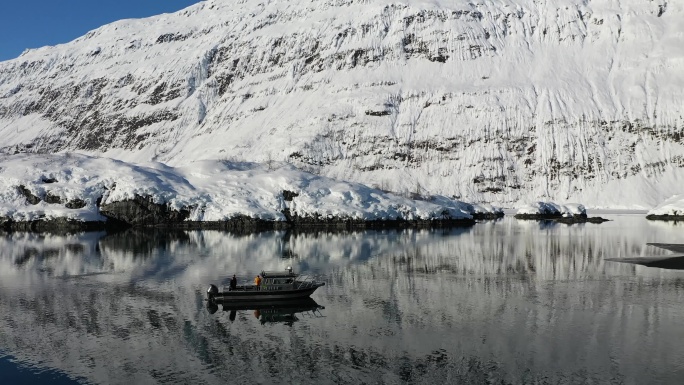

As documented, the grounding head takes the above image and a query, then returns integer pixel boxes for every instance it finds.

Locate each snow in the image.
[516,202,586,217]
[0,153,472,223]
[647,195,684,217]
[428,195,503,216]
[0,0,683,209]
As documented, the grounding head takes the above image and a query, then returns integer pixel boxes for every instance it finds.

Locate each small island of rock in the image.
[514,202,609,224]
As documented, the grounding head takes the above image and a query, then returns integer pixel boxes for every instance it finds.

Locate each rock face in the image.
[98,193,475,229]
[0,217,107,232]
[0,0,682,208]
[18,185,41,205]
[514,212,608,223]
[99,195,191,226]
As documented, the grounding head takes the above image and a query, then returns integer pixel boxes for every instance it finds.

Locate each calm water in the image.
[1,215,684,384]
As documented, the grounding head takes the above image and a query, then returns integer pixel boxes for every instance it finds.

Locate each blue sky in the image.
[0,0,203,62]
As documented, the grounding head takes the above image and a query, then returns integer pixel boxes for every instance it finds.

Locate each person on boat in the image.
[229,275,237,291]
[255,275,262,290]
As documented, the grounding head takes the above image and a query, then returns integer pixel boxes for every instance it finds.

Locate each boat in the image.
[206,266,325,303]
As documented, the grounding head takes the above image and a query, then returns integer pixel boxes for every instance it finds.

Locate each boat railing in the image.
[300,307,325,318]
[222,284,260,292]
[294,275,318,289]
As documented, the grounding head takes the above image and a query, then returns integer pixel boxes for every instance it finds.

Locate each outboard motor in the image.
[207,284,219,301]
[206,301,219,314]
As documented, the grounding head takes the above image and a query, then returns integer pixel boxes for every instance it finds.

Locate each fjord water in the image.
[1,215,683,384]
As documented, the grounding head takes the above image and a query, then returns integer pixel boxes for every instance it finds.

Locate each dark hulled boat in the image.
[206,267,325,303]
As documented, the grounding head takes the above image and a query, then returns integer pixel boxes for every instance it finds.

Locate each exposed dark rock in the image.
[5,185,479,231]
[0,217,107,232]
[282,212,475,229]
[156,33,189,44]
[472,212,504,220]
[2,210,476,232]
[17,185,41,205]
[168,216,289,232]
[45,191,62,204]
[515,212,608,224]
[365,110,391,116]
[646,214,684,222]
[282,190,299,201]
[66,199,87,209]
[658,4,667,17]
[42,177,58,183]
[281,208,294,223]
[429,54,449,63]
[0,216,12,229]
[99,195,191,226]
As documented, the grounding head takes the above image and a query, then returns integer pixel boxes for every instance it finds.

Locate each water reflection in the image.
[608,255,684,270]
[606,243,684,270]
[0,216,683,384]
[207,298,325,326]
[648,242,684,253]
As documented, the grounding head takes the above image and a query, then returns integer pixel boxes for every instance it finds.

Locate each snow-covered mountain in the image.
[0,0,682,208]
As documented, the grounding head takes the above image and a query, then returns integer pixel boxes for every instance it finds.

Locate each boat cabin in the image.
[260,267,297,291]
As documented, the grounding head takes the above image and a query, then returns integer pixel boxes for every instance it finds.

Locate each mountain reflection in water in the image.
[1,215,684,384]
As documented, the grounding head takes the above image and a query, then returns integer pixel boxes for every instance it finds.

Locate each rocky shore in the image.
[645,214,684,222]
[1,193,476,233]
[513,202,609,224]
[0,155,493,233]
[514,213,610,224]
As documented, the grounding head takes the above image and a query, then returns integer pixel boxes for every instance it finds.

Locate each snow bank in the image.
[0,153,472,224]
[516,202,586,217]
[647,195,684,217]
[428,195,503,217]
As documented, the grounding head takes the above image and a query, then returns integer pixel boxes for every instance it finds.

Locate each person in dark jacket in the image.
[229,275,237,291]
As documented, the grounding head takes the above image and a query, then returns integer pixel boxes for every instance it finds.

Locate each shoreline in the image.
[0,216,478,234]
[7,211,679,234]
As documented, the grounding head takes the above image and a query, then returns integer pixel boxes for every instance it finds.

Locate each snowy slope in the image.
[647,194,684,217]
[0,0,682,208]
[0,153,474,223]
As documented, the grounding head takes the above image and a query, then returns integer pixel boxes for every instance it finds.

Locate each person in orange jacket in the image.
[254,275,262,289]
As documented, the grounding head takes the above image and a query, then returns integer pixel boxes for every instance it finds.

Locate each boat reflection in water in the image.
[206,297,325,325]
